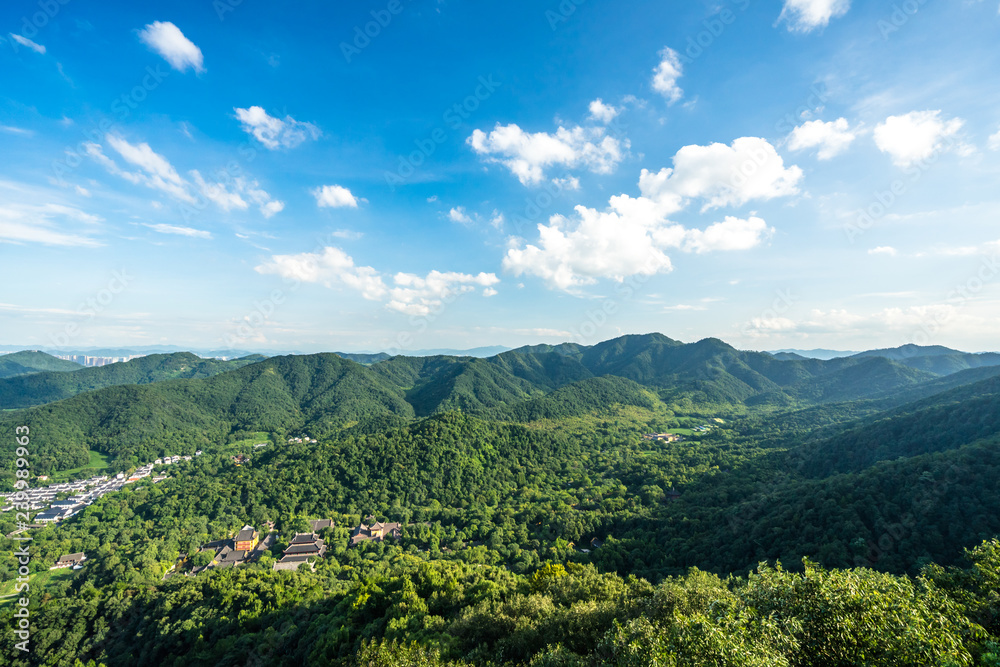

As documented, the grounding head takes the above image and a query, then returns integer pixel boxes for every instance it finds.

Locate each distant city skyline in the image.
[2,1,999,353]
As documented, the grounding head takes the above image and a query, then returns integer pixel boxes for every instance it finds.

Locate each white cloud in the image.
[588,98,620,123]
[9,34,46,54]
[260,200,285,218]
[255,246,499,315]
[85,135,282,216]
[190,171,248,212]
[256,247,386,300]
[331,229,363,240]
[312,185,359,208]
[639,137,803,211]
[787,118,856,159]
[137,21,204,73]
[74,185,91,197]
[483,287,498,297]
[652,47,683,104]
[503,137,796,291]
[869,246,898,256]
[0,203,101,247]
[779,0,851,32]
[552,175,581,191]
[988,129,1000,151]
[873,110,965,168]
[0,125,34,136]
[143,223,212,239]
[503,204,675,290]
[234,106,321,150]
[468,123,627,186]
[449,207,473,224]
[682,216,774,253]
[387,271,499,316]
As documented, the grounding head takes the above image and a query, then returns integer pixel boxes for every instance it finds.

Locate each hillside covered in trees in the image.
[2,333,999,665]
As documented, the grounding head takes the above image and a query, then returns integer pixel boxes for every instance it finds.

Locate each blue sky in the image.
[1,0,999,354]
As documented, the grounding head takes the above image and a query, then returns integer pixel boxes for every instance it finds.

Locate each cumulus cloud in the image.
[778,0,851,32]
[137,21,204,73]
[9,34,46,54]
[387,271,500,316]
[683,216,774,253]
[234,106,321,150]
[988,129,1000,151]
[142,223,212,239]
[639,137,803,211]
[503,204,676,290]
[787,118,856,159]
[256,247,386,300]
[503,137,797,290]
[873,110,965,167]
[449,207,473,224]
[588,98,620,124]
[255,247,499,315]
[652,47,683,104]
[468,123,627,186]
[85,135,282,216]
[312,184,360,208]
[869,246,898,256]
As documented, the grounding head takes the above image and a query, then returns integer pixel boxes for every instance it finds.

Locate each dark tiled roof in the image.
[290,533,319,545]
[235,528,258,542]
[283,543,322,555]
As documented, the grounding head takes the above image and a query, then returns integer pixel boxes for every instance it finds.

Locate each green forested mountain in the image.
[0,350,82,379]
[0,351,266,409]
[851,344,1000,376]
[0,334,988,477]
[2,334,1000,666]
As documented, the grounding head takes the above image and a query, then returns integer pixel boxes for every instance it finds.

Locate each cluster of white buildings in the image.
[1,451,203,525]
[287,436,317,444]
[54,354,145,367]
[1,475,128,523]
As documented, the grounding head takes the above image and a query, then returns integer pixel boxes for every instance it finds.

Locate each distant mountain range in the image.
[4,333,1000,474]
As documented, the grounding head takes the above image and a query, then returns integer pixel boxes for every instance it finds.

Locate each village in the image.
[1,452,201,528]
[642,417,725,442]
[184,516,406,575]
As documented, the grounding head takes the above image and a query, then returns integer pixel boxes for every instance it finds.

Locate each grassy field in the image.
[0,567,78,610]
[49,449,110,482]
[229,432,272,449]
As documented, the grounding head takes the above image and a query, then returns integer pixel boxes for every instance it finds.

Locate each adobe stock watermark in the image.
[340,0,411,63]
[877,0,930,40]
[774,82,830,134]
[908,249,1000,346]
[384,74,502,191]
[213,0,245,21]
[10,426,33,654]
[509,117,630,236]
[676,0,752,65]
[8,0,72,53]
[545,0,588,31]
[48,269,133,347]
[52,66,170,183]
[844,135,958,244]
[740,288,797,339]
[565,252,666,345]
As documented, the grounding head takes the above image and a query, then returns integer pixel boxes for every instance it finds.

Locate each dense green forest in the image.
[2,334,1000,665]
[0,352,266,410]
[0,351,81,379]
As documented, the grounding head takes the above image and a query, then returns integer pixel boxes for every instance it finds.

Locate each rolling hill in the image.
[0,350,82,379]
[0,352,267,409]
